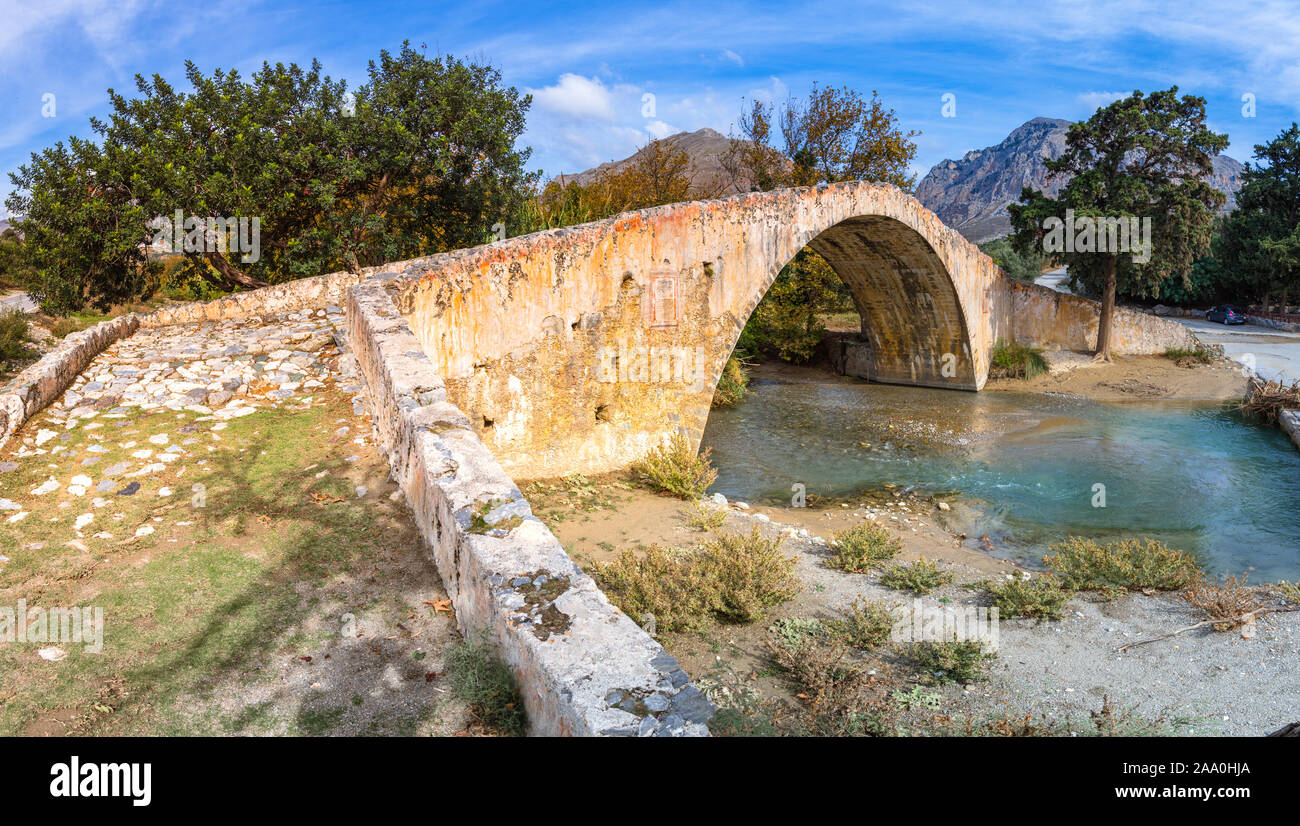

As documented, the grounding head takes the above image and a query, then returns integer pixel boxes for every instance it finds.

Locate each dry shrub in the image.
[766,629,896,736]
[1240,377,1300,425]
[1181,575,1267,631]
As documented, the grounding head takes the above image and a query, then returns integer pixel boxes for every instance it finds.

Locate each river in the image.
[701,367,1300,581]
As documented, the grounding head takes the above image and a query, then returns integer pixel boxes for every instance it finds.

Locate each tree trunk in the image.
[204,251,268,290]
[1093,256,1117,362]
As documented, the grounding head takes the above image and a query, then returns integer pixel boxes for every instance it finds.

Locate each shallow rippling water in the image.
[701,370,1300,580]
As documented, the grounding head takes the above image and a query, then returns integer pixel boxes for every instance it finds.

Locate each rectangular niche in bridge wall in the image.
[646,270,679,329]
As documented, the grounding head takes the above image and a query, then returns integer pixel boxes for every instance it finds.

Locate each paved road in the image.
[1173,315,1300,384]
[0,291,36,313]
[1034,267,1073,294]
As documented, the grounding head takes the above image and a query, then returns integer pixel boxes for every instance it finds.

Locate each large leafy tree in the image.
[6,42,534,313]
[1009,88,1227,360]
[1216,124,1300,311]
[729,85,919,361]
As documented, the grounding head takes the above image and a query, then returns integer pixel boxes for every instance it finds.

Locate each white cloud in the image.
[1076,90,1130,113]
[645,119,679,140]
[528,73,618,122]
[720,49,744,67]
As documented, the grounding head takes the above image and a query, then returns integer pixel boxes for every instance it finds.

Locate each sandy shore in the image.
[986,351,1249,402]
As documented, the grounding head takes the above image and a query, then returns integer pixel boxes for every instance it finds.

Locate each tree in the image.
[735,85,918,192]
[1216,124,1300,312]
[1009,88,1227,360]
[5,42,534,313]
[731,84,918,361]
[523,137,697,232]
[979,238,1047,283]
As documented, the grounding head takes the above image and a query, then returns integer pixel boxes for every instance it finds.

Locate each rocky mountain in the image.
[558,127,757,196]
[916,117,1244,242]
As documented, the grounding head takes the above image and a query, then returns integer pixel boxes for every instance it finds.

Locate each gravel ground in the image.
[714,504,1300,736]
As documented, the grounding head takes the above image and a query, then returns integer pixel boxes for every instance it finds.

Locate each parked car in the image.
[1206,305,1246,325]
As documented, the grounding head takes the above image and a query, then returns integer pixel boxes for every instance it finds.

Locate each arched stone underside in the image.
[803,216,976,389]
[378,181,1197,479]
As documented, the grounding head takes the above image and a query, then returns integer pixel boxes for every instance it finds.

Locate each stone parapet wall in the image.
[1,268,378,450]
[344,275,712,736]
[1006,280,1201,355]
[0,313,142,449]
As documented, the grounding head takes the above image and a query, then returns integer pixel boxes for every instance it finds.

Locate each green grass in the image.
[446,636,526,736]
[1163,346,1214,365]
[878,557,954,595]
[0,392,457,736]
[1043,537,1203,599]
[827,521,901,572]
[989,338,1049,380]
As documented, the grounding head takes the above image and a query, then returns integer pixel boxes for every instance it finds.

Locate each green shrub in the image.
[768,617,831,650]
[446,635,527,735]
[711,354,751,408]
[1163,346,1213,365]
[979,237,1047,282]
[905,639,997,684]
[699,528,802,624]
[879,557,954,595]
[631,433,718,499]
[1043,537,1203,598]
[831,598,898,649]
[593,546,716,632]
[1272,581,1300,604]
[828,521,901,572]
[979,571,1069,620]
[683,499,726,531]
[0,310,30,363]
[594,528,800,631]
[989,338,1049,380]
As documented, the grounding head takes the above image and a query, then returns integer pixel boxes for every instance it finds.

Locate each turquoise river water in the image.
[700,369,1300,581]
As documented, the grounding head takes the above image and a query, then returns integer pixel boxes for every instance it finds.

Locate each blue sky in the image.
[3,0,1300,215]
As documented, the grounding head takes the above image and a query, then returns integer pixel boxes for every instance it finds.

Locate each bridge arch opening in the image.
[714,213,979,401]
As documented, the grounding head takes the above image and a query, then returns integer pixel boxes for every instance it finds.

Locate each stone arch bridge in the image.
[0,179,1201,736]
[379,180,1194,479]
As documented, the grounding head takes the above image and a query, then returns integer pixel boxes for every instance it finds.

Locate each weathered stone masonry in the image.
[382,181,1201,479]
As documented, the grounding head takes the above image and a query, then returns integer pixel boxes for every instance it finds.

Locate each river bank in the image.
[522,479,1299,736]
[519,352,1298,735]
